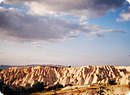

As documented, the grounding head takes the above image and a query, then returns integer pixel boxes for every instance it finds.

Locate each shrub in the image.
[108,80,117,85]
[47,83,64,91]
[97,89,105,95]
[0,80,46,95]
[128,82,130,88]
[0,69,2,72]
[32,82,45,91]
[0,80,26,95]
[25,82,46,93]
[128,76,130,80]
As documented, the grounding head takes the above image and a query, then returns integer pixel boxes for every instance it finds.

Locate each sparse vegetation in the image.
[0,80,46,95]
[108,80,117,85]
[128,82,130,89]
[31,84,130,95]
[0,69,2,72]
[65,83,73,87]
[97,89,105,95]
[25,82,46,94]
[47,83,64,91]
[0,80,27,95]
[69,66,71,68]
[0,80,65,95]
[128,76,130,80]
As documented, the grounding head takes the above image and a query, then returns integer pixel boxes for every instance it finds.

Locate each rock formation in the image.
[0,65,130,87]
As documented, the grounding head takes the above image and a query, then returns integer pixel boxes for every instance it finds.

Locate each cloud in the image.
[127,0,130,3]
[96,33,104,37]
[117,6,130,22]
[3,0,128,17]
[0,5,125,42]
[0,0,3,3]
[0,7,80,42]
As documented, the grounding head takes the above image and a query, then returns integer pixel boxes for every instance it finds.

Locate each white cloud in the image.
[118,13,130,21]
[0,7,124,42]
[27,2,54,16]
[117,6,130,22]
[0,0,3,3]
[0,7,81,42]
[3,0,128,17]
[127,0,130,3]
[0,1,126,42]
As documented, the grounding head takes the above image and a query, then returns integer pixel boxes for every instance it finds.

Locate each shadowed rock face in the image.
[0,66,130,87]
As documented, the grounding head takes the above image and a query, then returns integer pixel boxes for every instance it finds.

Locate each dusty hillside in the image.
[0,65,130,87]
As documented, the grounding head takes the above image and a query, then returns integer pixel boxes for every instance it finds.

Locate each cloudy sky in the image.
[0,0,130,66]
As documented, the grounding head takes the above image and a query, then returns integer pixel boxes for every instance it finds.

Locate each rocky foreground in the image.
[0,65,130,88]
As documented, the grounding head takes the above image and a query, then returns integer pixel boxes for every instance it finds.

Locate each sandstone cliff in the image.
[0,66,130,87]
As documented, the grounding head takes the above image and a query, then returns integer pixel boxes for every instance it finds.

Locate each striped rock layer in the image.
[0,66,130,87]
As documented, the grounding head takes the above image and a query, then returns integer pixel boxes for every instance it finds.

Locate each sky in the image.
[0,0,130,66]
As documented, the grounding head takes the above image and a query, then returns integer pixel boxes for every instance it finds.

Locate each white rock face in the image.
[0,66,130,87]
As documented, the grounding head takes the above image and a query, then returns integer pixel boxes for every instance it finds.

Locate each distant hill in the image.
[0,65,12,70]
[0,64,67,70]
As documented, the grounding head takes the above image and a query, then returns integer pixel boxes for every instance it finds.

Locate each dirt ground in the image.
[32,85,130,95]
